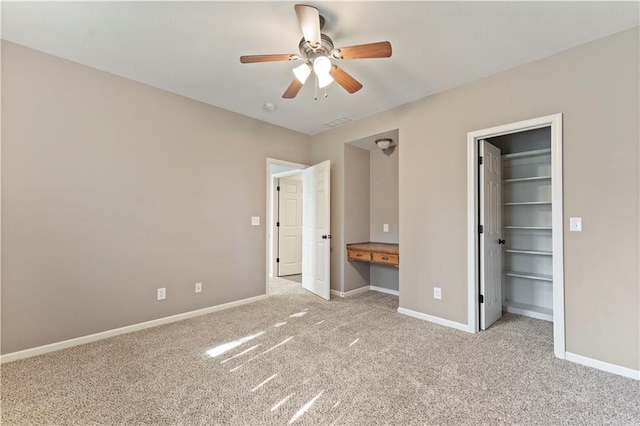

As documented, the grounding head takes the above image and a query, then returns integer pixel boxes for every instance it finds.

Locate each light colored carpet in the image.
[279,274,302,284]
[2,278,639,425]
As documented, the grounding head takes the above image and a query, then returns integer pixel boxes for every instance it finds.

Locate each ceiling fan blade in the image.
[330,65,363,94]
[240,54,296,64]
[333,41,392,59]
[294,4,321,48]
[282,78,304,99]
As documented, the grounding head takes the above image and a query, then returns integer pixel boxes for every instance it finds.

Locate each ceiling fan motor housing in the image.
[299,33,335,59]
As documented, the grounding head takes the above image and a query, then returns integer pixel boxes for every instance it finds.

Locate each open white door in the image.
[302,160,331,300]
[277,177,303,276]
[480,140,502,329]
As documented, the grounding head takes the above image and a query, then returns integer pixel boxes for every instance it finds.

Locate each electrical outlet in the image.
[195,282,202,293]
[157,287,166,300]
[434,287,442,300]
[383,224,389,233]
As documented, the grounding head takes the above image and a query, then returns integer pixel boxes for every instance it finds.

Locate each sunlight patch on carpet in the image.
[271,393,295,411]
[246,336,293,362]
[220,344,261,364]
[251,373,278,392]
[206,331,265,358]
[289,391,324,424]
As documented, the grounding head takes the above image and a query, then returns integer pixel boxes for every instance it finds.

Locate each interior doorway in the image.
[275,173,303,278]
[266,158,332,300]
[267,160,306,292]
[467,114,565,359]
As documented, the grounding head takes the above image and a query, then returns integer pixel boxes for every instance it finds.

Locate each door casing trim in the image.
[466,113,565,359]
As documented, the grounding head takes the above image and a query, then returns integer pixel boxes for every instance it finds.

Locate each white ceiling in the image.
[2,2,638,135]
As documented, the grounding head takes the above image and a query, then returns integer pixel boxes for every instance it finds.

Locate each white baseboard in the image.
[369,285,399,296]
[397,307,472,333]
[1,294,268,364]
[331,286,370,298]
[565,352,640,380]
[331,285,400,298]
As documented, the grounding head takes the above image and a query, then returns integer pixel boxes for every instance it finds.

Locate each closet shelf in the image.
[503,201,551,206]
[497,139,553,324]
[505,249,552,256]
[503,301,553,322]
[501,148,551,159]
[504,271,553,282]
[504,226,552,230]
[503,176,551,183]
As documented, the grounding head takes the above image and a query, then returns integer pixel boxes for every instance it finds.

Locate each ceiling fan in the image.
[240,4,392,99]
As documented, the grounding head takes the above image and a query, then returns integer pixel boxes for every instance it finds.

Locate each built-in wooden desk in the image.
[346,242,399,267]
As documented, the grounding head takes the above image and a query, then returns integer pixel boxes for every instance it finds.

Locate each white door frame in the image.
[466,113,565,359]
[266,158,308,296]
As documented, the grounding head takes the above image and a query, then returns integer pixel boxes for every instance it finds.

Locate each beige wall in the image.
[312,28,639,370]
[370,145,399,291]
[370,146,399,243]
[343,144,370,292]
[1,42,312,354]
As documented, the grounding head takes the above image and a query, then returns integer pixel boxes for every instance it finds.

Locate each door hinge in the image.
[478,156,483,165]
[478,225,484,234]
[479,294,484,304]
[276,186,280,191]
[276,222,280,227]
[276,258,280,263]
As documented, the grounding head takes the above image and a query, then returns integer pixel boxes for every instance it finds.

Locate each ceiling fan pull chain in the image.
[314,73,318,100]
[324,87,328,98]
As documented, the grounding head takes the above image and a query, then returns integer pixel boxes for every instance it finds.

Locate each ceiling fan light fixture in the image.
[240,4,392,100]
[293,62,311,83]
[313,56,332,76]
[317,72,334,88]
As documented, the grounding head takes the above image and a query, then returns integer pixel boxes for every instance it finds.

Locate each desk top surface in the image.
[346,242,399,255]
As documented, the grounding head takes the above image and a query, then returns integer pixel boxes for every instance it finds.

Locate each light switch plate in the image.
[251,216,260,226]
[383,224,389,233]
[434,287,442,300]
[570,217,582,232]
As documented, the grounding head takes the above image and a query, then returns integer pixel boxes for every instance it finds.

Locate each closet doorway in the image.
[466,114,565,359]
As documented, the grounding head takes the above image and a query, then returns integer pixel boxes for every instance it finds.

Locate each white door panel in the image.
[480,140,502,329]
[302,160,331,300]
[278,177,302,276]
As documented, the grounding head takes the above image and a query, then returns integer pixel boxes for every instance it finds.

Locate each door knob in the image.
[498,239,506,245]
